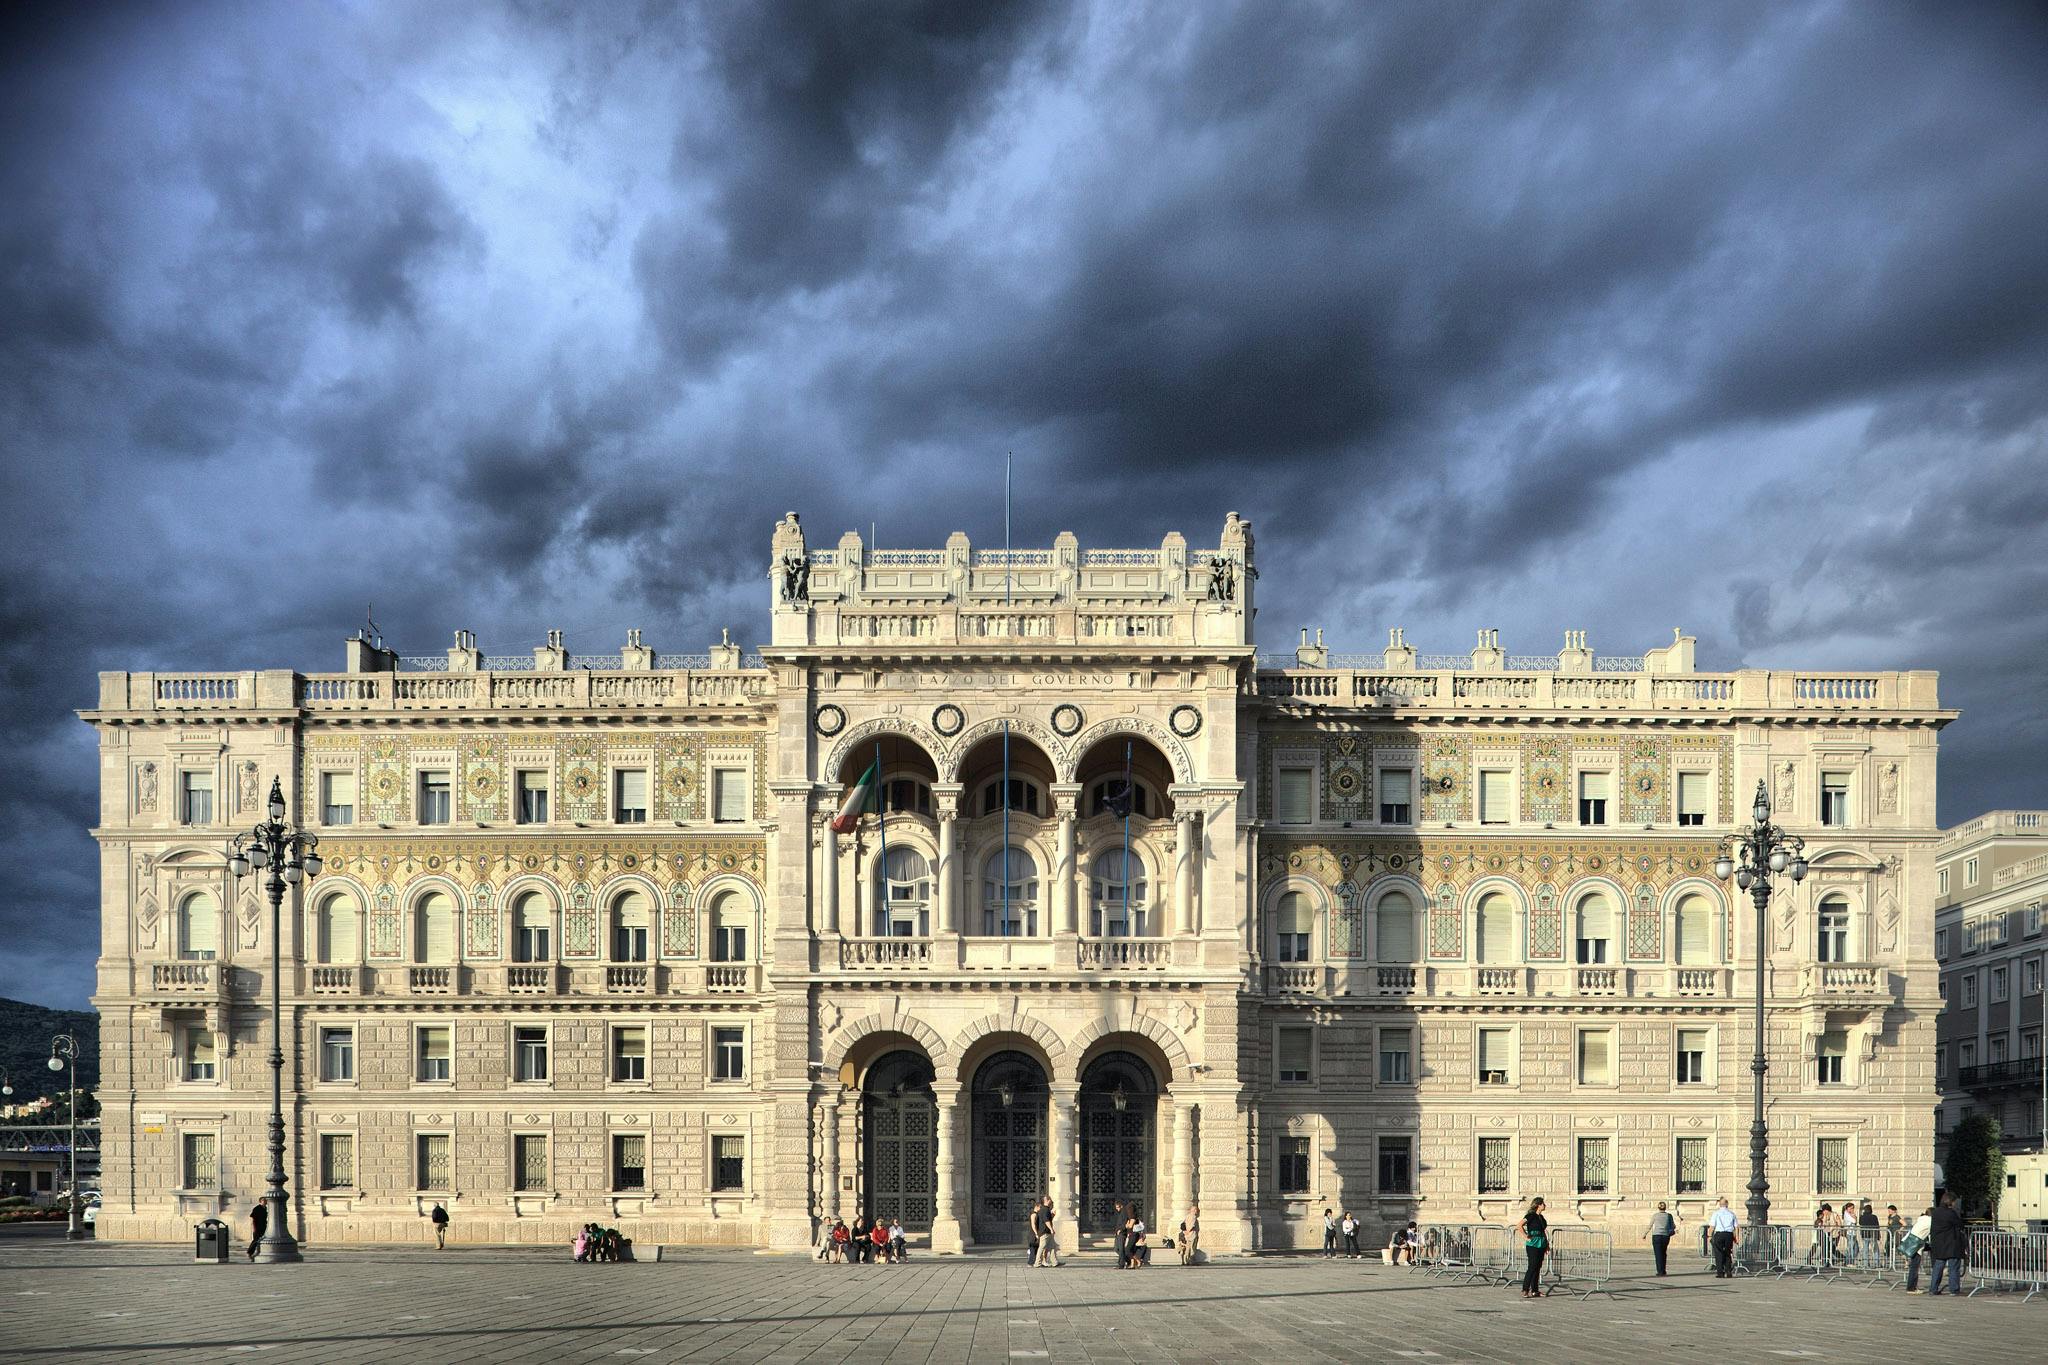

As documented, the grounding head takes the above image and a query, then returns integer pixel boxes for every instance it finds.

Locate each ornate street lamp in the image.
[46,1038,82,1240]
[228,776,323,1264]
[1714,779,1808,1268]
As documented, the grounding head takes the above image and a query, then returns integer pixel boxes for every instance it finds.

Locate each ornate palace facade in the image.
[84,513,1949,1251]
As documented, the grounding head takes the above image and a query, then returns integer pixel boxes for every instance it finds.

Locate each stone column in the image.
[820,817,839,936]
[933,1087,964,1253]
[1052,786,1081,936]
[1174,812,1197,935]
[935,798,958,935]
[819,1089,842,1224]
[1172,1095,1198,1226]
[1050,1082,1080,1252]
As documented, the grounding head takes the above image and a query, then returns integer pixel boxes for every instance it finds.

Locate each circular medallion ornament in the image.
[932,704,965,737]
[1436,773,1455,792]
[814,704,846,736]
[1050,704,1083,736]
[1169,704,1203,737]
[1331,766,1362,796]
[1636,773,1657,794]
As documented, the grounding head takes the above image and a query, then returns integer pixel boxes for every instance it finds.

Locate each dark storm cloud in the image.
[1,0,2044,1007]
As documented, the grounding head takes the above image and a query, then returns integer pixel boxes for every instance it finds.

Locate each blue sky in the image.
[2,1,2045,1008]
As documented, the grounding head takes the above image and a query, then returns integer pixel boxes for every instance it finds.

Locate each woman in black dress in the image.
[1518,1197,1549,1298]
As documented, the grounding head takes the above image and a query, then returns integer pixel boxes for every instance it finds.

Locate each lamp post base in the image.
[254,1233,303,1264]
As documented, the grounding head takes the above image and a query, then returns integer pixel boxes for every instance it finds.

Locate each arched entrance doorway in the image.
[1079,1051,1158,1233]
[862,1051,936,1230]
[970,1050,1049,1245]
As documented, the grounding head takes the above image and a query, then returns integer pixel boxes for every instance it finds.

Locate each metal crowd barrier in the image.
[1542,1225,1616,1298]
[1406,1223,1493,1279]
[1966,1228,2048,1302]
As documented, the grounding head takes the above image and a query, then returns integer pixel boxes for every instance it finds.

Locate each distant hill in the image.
[0,999,97,1106]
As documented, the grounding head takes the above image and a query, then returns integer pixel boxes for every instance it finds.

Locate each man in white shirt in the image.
[1708,1198,1740,1278]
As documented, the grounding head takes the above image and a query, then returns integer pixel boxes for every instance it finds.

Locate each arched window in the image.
[414,891,456,964]
[511,892,551,963]
[1375,890,1416,962]
[1575,894,1614,965]
[982,847,1038,937]
[1475,893,1514,964]
[315,892,358,964]
[611,889,651,962]
[1673,894,1714,965]
[711,890,751,961]
[1817,895,1850,963]
[1089,849,1150,937]
[1087,778,1154,819]
[1274,890,1313,961]
[981,778,1043,817]
[878,847,931,937]
[177,892,219,961]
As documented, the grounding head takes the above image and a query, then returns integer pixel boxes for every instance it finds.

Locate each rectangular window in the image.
[1378,768,1412,825]
[1577,771,1610,826]
[1935,927,1949,960]
[1960,1040,1977,1070]
[418,771,452,825]
[613,1025,648,1082]
[1676,771,1707,827]
[1378,1027,1413,1084]
[1676,1137,1708,1194]
[2022,1030,2041,1062]
[1477,1027,1512,1085]
[1276,1026,1312,1084]
[1575,1136,1610,1194]
[1478,769,1510,825]
[713,1026,746,1082]
[613,1134,646,1191]
[1577,1029,1612,1086]
[1962,974,1978,1008]
[1276,1136,1309,1194]
[1935,1044,1947,1080]
[417,1025,452,1083]
[182,1132,217,1190]
[2029,906,2044,937]
[1965,856,1978,885]
[1989,1035,2008,1064]
[1819,772,1849,826]
[319,1027,354,1083]
[1991,966,2009,1003]
[320,771,356,826]
[513,1026,549,1083]
[513,1134,548,1193]
[613,768,648,823]
[515,770,549,824]
[712,768,748,823]
[184,1027,217,1082]
[1816,1031,1847,1086]
[180,770,214,825]
[1377,1136,1413,1194]
[1478,1136,1511,1193]
[2027,957,2042,996]
[416,1133,451,1190]
[319,1133,354,1190]
[1816,1137,1849,1195]
[1275,766,1312,824]
[1676,1028,1707,1085]
[712,1135,745,1192]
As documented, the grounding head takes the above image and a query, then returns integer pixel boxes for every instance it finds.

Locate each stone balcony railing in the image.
[840,938,934,968]
[289,962,761,998]
[95,666,771,716]
[147,961,222,998]
[1251,963,1760,1003]
[1943,809,2048,850]
[1808,962,1885,996]
[1076,939,1171,969]
[1248,666,1940,714]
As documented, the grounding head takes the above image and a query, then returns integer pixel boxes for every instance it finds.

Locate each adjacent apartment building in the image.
[83,512,1951,1251]
[1934,811,2048,1155]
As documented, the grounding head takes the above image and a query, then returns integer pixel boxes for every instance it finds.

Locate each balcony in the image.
[308,965,361,995]
[1810,963,1884,998]
[1475,967,1524,996]
[1078,939,1170,969]
[706,963,755,993]
[503,964,559,994]
[1266,963,1326,995]
[147,961,223,999]
[407,965,460,995]
[841,938,933,968]
[1957,1058,2044,1092]
[1373,966,1418,995]
[605,964,655,994]
[1575,967,1621,996]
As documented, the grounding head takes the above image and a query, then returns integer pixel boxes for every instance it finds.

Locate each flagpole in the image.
[875,740,886,937]
[1001,452,1012,936]
[1122,741,1133,936]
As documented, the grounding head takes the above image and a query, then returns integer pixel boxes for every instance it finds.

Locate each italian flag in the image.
[830,758,880,833]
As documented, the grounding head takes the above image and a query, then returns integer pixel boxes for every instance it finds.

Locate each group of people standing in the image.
[1319,1209,1365,1258]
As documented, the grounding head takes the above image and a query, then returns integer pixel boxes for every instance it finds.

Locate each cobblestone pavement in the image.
[0,1233,2041,1365]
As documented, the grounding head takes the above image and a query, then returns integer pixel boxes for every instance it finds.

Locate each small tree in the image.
[1944,1112,2007,1219]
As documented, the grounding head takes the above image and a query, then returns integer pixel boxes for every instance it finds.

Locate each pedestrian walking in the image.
[1177,1205,1199,1265]
[1928,1192,1967,1296]
[1038,1200,1061,1268]
[1340,1211,1360,1258]
[1112,1200,1129,1267]
[1902,1207,1932,1292]
[1322,1207,1338,1258]
[1708,1197,1739,1277]
[431,1201,449,1249]
[1645,1201,1677,1276]
[1517,1197,1549,1298]
[1803,1204,1831,1268]
[246,1201,267,1261]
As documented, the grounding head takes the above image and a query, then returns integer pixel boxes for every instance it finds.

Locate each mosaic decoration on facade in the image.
[1422,736,1467,823]
[1331,881,1363,957]
[1628,884,1661,959]
[1528,881,1561,959]
[1520,738,1568,825]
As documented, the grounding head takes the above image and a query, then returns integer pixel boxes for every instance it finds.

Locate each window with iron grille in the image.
[182,1132,217,1190]
[1676,1137,1707,1193]
[416,1133,451,1190]
[1816,1137,1849,1195]
[1377,1136,1413,1194]
[1575,1136,1610,1194]
[712,1135,745,1191]
[1478,1136,1511,1193]
[319,1133,354,1190]
[612,1133,646,1191]
[1277,1135,1310,1194]
[514,1134,548,1192]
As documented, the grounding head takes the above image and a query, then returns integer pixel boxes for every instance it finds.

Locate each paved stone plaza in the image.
[0,1230,2041,1365]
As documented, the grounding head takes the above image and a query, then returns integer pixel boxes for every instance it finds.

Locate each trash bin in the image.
[196,1218,230,1263]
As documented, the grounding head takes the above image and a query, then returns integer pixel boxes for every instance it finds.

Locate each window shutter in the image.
[1381,769,1411,807]
[1676,899,1708,963]
[618,769,647,809]
[1577,897,1613,941]
[1479,770,1509,823]
[320,898,358,962]
[1277,1028,1311,1075]
[420,895,454,963]
[1677,771,1705,818]
[1479,898,1513,961]
[516,896,549,933]
[615,891,649,928]
[183,896,218,957]
[1275,767,1312,823]
[1278,891,1308,937]
[190,1030,216,1067]
[714,769,748,822]
[1478,1029,1508,1073]
[1377,894,1414,961]
[1579,771,1611,802]
[1579,1030,1610,1084]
